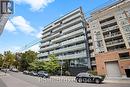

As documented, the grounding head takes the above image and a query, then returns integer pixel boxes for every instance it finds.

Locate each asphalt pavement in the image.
[0,71,130,87]
[0,78,7,87]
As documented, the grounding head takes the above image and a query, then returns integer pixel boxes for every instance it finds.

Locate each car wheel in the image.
[77,78,83,83]
[95,79,101,84]
[85,78,89,83]
[83,78,88,83]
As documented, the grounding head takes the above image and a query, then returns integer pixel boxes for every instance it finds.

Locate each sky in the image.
[0,0,114,53]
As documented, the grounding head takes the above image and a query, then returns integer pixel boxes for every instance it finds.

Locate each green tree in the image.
[3,51,15,68]
[28,60,44,71]
[0,54,3,67]
[43,54,60,74]
[20,50,37,71]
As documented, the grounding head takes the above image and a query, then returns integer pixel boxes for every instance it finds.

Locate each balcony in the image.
[90,53,95,57]
[52,29,85,43]
[59,8,81,22]
[40,44,60,52]
[50,43,86,54]
[104,32,122,39]
[89,46,94,50]
[102,25,119,32]
[87,33,91,37]
[88,39,93,43]
[42,32,60,42]
[53,17,82,32]
[101,19,117,27]
[91,61,96,65]
[40,41,50,47]
[106,39,124,47]
[42,32,50,38]
[63,13,81,23]
[37,52,48,57]
[57,51,86,60]
[62,22,83,34]
[43,22,61,34]
[61,36,85,46]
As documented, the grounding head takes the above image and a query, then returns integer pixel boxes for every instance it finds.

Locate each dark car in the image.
[75,73,104,84]
[38,71,49,78]
[30,71,38,76]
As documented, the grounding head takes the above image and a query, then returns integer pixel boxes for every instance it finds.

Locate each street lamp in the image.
[60,59,63,76]
[58,32,64,76]
[58,42,64,76]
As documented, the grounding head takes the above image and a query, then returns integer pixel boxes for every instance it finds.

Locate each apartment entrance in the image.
[105,61,121,78]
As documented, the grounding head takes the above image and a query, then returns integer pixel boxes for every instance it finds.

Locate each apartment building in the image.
[87,0,130,78]
[38,7,92,75]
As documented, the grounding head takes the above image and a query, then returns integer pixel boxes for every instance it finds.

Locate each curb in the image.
[103,80,130,84]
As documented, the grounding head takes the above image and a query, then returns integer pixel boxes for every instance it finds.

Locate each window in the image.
[119,52,130,59]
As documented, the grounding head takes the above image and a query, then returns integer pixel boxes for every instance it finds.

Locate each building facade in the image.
[87,0,130,78]
[0,0,11,36]
[38,7,93,75]
[96,49,130,78]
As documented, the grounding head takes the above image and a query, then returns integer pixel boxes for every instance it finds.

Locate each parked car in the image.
[75,72,104,84]
[1,68,9,73]
[38,71,49,78]
[11,68,19,72]
[30,71,38,76]
[23,70,29,75]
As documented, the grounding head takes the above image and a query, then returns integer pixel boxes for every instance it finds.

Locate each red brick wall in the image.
[96,49,130,75]
[119,60,130,75]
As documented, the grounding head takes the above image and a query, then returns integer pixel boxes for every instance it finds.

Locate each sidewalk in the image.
[103,77,130,84]
[0,73,39,87]
[50,76,130,84]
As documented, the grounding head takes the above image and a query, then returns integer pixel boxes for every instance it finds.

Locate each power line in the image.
[18,39,41,52]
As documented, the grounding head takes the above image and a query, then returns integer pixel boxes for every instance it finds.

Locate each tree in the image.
[43,54,60,74]
[28,60,44,71]
[3,51,15,68]
[0,54,3,67]
[20,50,37,71]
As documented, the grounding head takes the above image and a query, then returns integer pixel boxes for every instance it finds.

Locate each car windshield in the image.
[77,73,94,77]
[39,71,47,74]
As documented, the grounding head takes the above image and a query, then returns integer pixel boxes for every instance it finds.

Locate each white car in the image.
[11,68,19,72]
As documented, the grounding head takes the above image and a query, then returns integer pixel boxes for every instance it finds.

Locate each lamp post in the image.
[60,59,63,76]
[58,43,64,76]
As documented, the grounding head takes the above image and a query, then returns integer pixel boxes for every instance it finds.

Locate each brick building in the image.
[96,49,130,78]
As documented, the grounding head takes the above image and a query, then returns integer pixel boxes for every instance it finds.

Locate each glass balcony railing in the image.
[50,43,86,54]
[57,51,86,60]
[52,29,84,43]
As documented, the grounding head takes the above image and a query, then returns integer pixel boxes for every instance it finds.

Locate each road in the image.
[1,72,127,87]
[0,78,7,87]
